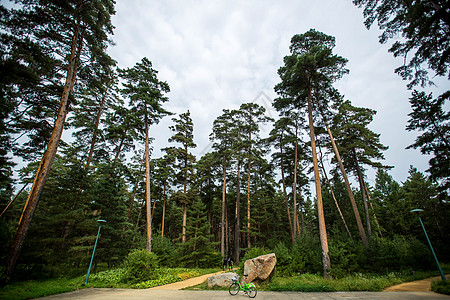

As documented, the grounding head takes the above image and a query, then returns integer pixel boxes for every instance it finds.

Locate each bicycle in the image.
[229,274,257,298]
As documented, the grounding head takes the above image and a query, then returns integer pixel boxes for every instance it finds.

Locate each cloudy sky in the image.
[107,0,448,185]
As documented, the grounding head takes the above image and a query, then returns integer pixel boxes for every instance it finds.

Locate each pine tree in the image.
[275,29,349,278]
[332,100,390,241]
[4,0,116,279]
[166,111,196,243]
[406,91,449,195]
[177,196,217,268]
[119,57,171,252]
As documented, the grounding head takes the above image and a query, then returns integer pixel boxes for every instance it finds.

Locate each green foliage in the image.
[239,247,272,270]
[123,249,159,283]
[176,197,219,268]
[432,280,450,295]
[267,271,440,292]
[152,235,177,267]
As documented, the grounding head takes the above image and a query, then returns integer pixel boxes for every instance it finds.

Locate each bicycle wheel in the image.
[247,286,257,298]
[229,282,240,295]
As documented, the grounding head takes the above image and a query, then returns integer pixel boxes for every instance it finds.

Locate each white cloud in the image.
[107,0,448,184]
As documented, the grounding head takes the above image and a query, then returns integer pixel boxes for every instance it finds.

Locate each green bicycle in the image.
[229,274,257,298]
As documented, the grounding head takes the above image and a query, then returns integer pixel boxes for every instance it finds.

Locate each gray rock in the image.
[206,272,237,288]
[243,253,277,283]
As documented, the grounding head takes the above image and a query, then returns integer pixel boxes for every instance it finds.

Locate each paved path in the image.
[37,271,450,299]
[38,289,449,299]
[384,274,450,292]
[148,269,233,290]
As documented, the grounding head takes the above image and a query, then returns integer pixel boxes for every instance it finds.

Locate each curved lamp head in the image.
[410,209,424,213]
[97,219,107,223]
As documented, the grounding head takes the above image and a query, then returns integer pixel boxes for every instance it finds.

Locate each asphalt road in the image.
[37,289,449,299]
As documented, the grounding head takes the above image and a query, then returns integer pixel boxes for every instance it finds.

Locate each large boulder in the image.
[207,272,237,288]
[243,253,277,283]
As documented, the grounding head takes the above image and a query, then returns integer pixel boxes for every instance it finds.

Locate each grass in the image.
[0,267,219,300]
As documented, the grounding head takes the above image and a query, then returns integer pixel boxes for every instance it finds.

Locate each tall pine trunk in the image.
[145,107,152,252]
[307,83,331,278]
[6,14,83,279]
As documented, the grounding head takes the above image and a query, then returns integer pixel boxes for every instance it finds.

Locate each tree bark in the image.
[145,107,152,252]
[307,83,331,279]
[6,14,83,279]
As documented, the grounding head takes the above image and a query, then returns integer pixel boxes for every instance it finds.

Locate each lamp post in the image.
[85,219,106,284]
[410,209,446,281]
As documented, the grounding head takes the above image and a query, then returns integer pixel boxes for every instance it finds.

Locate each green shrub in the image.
[432,280,450,295]
[152,235,177,266]
[123,249,159,283]
[239,247,272,270]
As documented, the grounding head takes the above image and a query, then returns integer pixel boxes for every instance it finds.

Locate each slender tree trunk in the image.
[362,180,383,238]
[234,159,241,265]
[182,145,188,243]
[247,132,251,249]
[318,146,352,238]
[353,152,372,241]
[221,161,227,257]
[127,164,143,222]
[280,138,295,244]
[161,180,166,236]
[307,84,331,279]
[6,14,83,279]
[85,90,107,171]
[293,122,299,240]
[317,103,368,246]
[113,131,127,165]
[145,108,152,252]
[0,183,29,219]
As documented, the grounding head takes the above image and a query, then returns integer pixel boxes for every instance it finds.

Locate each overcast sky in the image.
[106,0,448,185]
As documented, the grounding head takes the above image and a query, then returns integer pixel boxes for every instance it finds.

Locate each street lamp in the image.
[410,209,446,281]
[85,219,107,284]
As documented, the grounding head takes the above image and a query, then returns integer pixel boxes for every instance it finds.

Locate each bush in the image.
[432,280,450,295]
[239,247,272,270]
[152,235,176,267]
[123,249,159,283]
